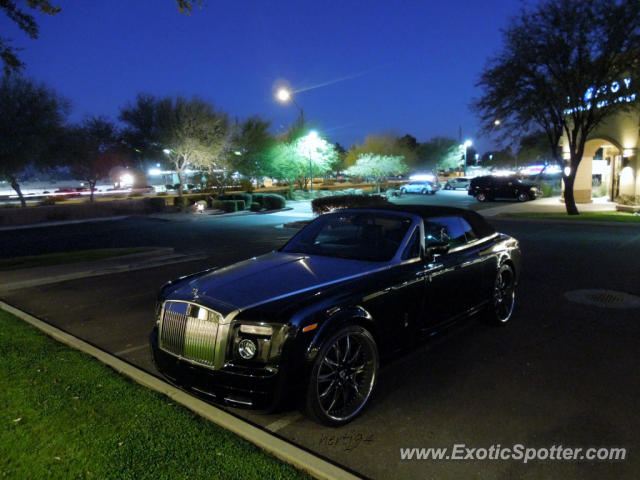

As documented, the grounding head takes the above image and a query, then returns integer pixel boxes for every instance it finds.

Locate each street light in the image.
[275,86,304,123]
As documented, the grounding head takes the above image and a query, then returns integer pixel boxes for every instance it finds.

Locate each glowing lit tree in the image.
[346,154,408,193]
[267,132,337,192]
[473,0,640,214]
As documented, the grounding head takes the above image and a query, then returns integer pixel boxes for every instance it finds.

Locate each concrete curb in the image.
[0,301,362,480]
[0,215,131,231]
[488,215,640,227]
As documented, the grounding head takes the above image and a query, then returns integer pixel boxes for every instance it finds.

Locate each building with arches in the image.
[561,79,639,205]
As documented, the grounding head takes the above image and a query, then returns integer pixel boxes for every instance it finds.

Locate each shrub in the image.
[156,191,168,196]
[211,200,223,210]
[262,194,286,210]
[311,194,391,215]
[251,193,265,207]
[173,196,187,210]
[541,183,554,198]
[250,202,262,212]
[220,200,238,212]
[591,183,608,198]
[218,193,252,209]
[235,200,246,210]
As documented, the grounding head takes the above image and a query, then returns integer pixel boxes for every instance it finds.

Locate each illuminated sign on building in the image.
[564,78,637,115]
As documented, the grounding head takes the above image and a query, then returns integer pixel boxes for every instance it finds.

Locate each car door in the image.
[363,226,429,351]
[422,216,488,328]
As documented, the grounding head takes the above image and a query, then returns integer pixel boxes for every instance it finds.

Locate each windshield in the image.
[282,211,413,261]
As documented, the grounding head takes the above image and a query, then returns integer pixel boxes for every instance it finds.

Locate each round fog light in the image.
[238,339,257,359]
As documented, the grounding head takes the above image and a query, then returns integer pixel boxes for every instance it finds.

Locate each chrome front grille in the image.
[159,301,222,367]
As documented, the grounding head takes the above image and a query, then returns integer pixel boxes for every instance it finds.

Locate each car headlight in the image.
[238,339,257,359]
[233,322,287,363]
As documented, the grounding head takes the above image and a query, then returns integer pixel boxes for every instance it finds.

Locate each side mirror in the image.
[424,241,449,261]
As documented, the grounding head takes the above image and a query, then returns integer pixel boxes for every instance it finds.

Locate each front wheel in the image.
[400,188,406,195]
[444,184,451,190]
[476,192,487,202]
[485,263,516,324]
[517,192,530,202]
[305,325,379,426]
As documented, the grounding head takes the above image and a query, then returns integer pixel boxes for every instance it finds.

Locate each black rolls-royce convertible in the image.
[150,205,521,426]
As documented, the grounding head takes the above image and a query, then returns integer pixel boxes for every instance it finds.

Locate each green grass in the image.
[0,248,152,271]
[0,310,310,480]
[501,211,640,223]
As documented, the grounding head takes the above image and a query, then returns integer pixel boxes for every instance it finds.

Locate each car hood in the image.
[169,251,387,312]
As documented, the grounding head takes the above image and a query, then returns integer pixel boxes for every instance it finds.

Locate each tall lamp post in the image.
[462,139,472,173]
[277,87,316,191]
[276,87,304,124]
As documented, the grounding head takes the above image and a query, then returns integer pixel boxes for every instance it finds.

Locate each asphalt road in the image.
[2,206,640,479]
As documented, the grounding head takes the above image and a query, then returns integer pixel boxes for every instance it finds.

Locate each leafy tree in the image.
[120,95,229,197]
[473,0,640,214]
[0,75,68,206]
[483,148,516,169]
[119,93,164,170]
[65,117,127,201]
[346,154,408,193]
[231,116,274,185]
[345,133,411,169]
[1,1,202,75]
[517,131,553,165]
[416,136,460,171]
[267,133,337,192]
[0,1,59,75]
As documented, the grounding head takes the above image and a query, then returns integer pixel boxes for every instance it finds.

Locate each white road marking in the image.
[264,412,304,432]
[115,344,149,356]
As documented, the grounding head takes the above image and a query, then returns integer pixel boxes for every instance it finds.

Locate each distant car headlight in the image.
[238,339,257,359]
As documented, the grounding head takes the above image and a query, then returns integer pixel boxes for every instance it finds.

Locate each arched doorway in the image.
[582,138,622,201]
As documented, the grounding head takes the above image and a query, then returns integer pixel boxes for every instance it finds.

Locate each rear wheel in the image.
[485,263,516,324]
[476,192,487,202]
[444,184,451,190]
[305,325,378,426]
[400,188,406,195]
[421,188,428,195]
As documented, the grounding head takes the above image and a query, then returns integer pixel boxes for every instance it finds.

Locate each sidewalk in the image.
[0,247,208,293]
[477,195,617,217]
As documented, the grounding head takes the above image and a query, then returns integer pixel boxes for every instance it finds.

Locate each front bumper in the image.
[150,328,287,411]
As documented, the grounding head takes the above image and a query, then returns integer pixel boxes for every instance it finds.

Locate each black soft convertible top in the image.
[355,204,497,239]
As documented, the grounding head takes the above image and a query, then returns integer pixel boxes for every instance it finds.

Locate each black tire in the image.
[476,192,487,202]
[517,192,530,202]
[444,184,451,190]
[305,325,378,426]
[430,191,436,195]
[485,263,516,324]
[421,188,428,195]
[400,188,406,195]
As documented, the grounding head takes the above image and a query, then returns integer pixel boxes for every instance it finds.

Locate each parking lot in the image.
[1,208,639,479]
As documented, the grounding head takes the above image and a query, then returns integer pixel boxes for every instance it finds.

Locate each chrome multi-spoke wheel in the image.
[306,326,378,426]
[488,264,515,324]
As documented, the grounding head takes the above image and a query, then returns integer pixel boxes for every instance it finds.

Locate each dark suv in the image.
[468,175,541,202]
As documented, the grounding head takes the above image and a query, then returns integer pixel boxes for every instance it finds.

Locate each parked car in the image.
[150,205,521,426]
[444,177,471,190]
[468,175,542,202]
[400,181,438,195]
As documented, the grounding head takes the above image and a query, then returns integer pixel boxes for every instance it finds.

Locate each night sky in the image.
[2,0,530,152]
